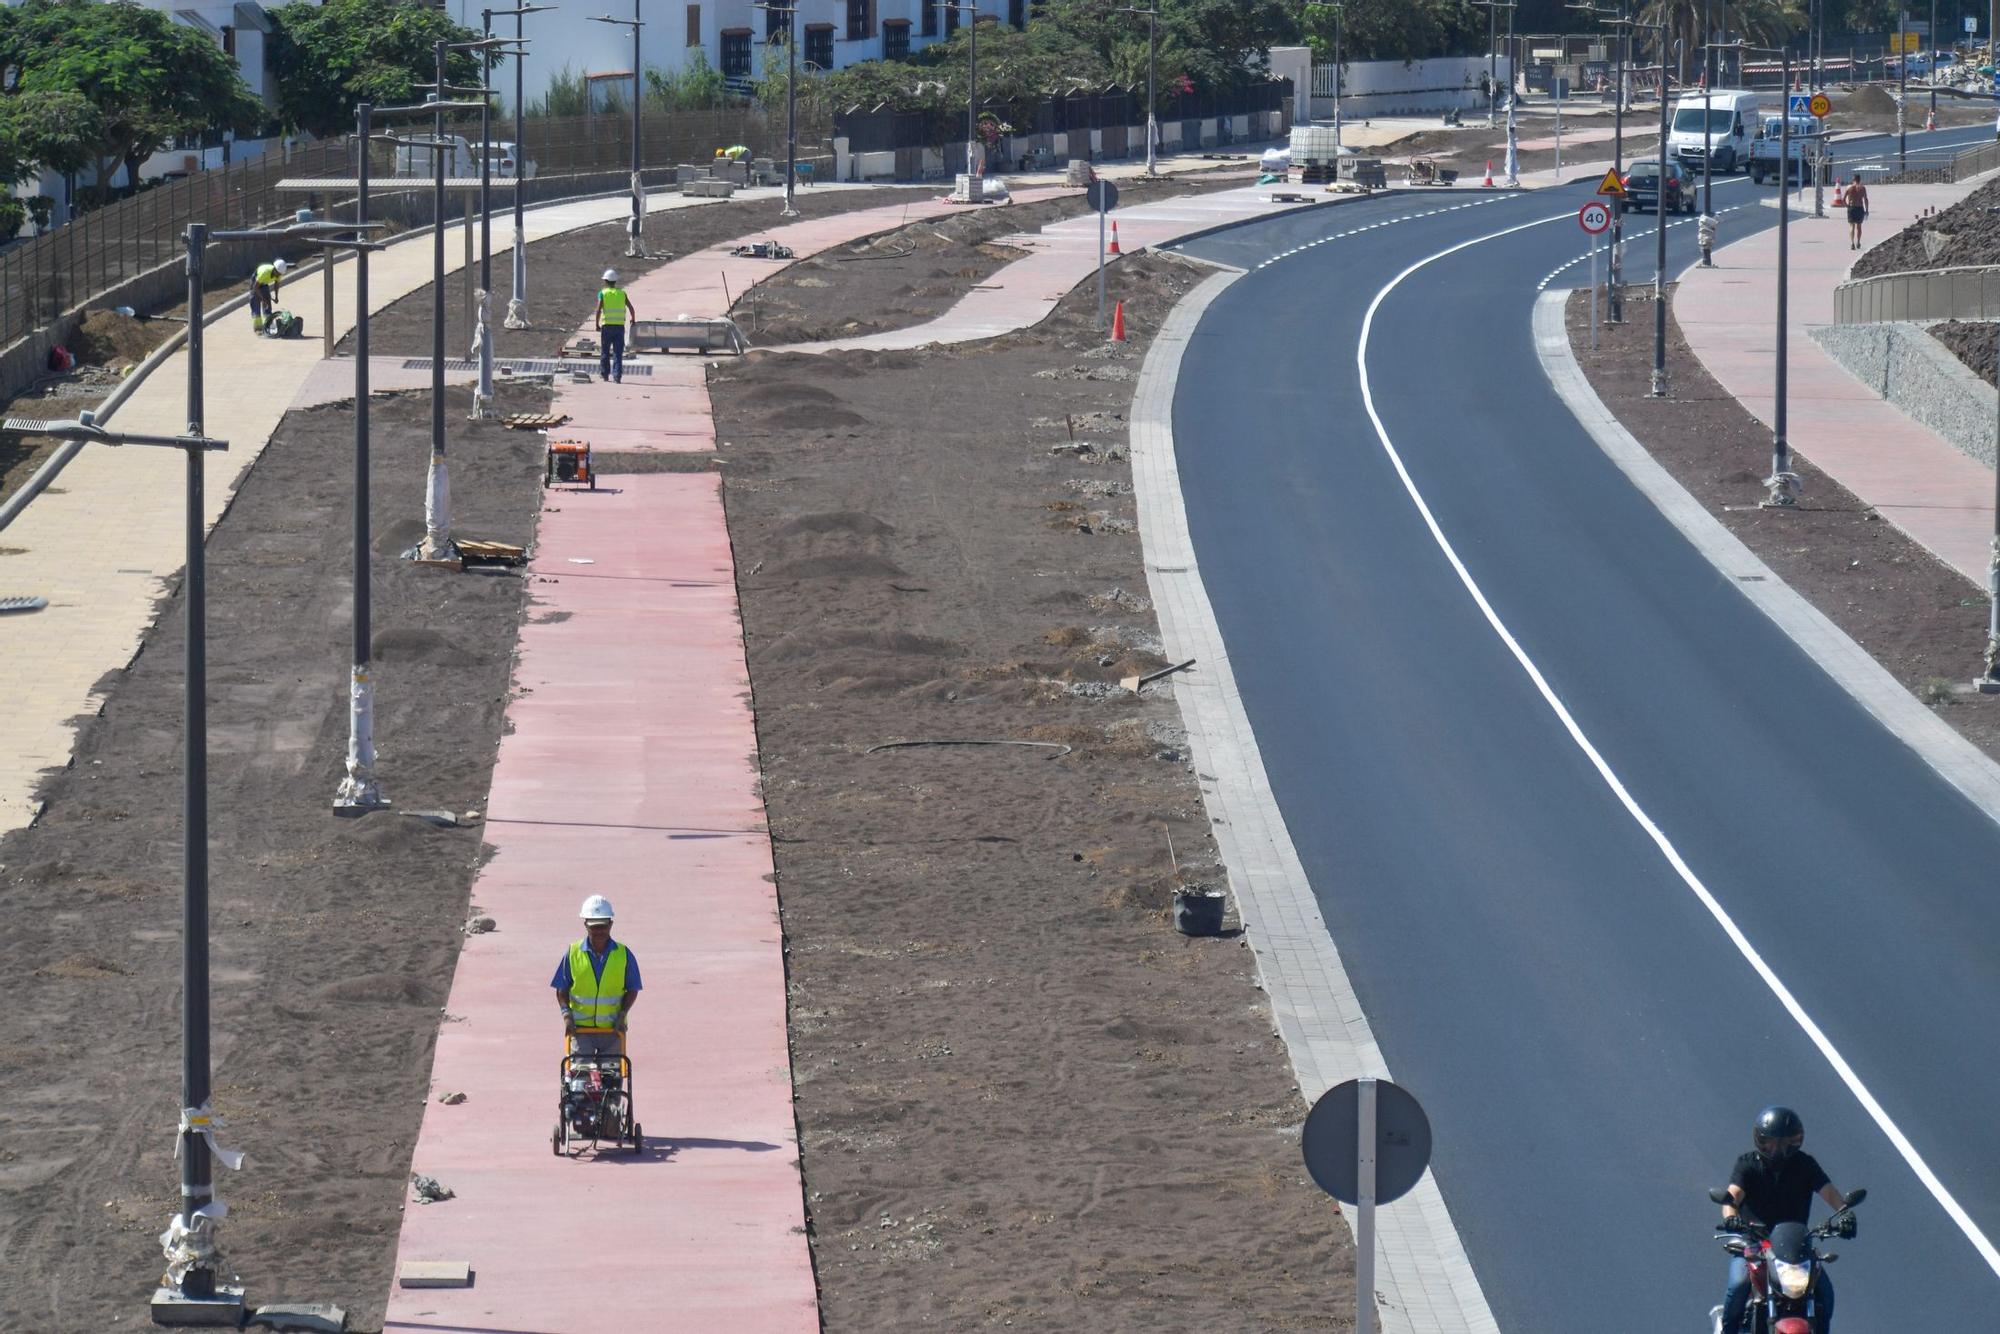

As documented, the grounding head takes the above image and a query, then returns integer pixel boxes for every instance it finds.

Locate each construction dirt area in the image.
[0,183,1351,1332]
[1569,286,2000,759]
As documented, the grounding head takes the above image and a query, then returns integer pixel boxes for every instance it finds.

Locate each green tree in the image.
[531,63,590,117]
[647,50,729,111]
[267,0,488,139]
[2,89,103,183]
[1,0,262,199]
[1301,0,1481,65]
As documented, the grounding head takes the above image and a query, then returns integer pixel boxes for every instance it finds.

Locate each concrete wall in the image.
[1812,320,2000,469]
[1311,56,1513,118]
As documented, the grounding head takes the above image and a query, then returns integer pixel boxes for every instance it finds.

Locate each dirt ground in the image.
[340,186,935,361]
[1569,285,2000,757]
[1853,173,2000,276]
[0,379,549,1332]
[714,253,1350,1330]
[1,310,179,500]
[732,172,1250,345]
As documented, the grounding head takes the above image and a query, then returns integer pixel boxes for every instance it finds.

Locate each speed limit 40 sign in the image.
[1578,200,1612,234]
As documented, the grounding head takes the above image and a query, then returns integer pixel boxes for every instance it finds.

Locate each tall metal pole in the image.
[1653,26,1668,396]
[1901,8,1910,172]
[968,1,980,182]
[338,105,385,811]
[177,217,220,1305]
[1332,6,1341,150]
[1933,0,1941,121]
[785,0,798,214]
[1986,318,2000,686]
[1610,1,1626,323]
[1702,0,1713,220]
[1146,6,1158,174]
[1503,1,1519,186]
[480,12,493,293]
[505,4,529,328]
[628,0,643,257]
[423,39,454,560]
[1488,0,1499,125]
[1768,48,1798,507]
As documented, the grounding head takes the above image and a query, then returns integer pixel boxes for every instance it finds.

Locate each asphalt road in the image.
[1168,121,2000,1329]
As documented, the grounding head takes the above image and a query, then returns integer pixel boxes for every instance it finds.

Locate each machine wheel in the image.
[1750,165,1766,185]
[589,474,597,491]
[551,1124,562,1156]
[630,1123,643,1155]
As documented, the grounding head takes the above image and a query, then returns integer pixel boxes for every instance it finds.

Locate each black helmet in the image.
[1754,1106,1805,1164]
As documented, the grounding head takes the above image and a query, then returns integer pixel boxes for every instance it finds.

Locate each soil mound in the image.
[1848,83,1898,115]
[69,309,172,369]
[776,511,895,538]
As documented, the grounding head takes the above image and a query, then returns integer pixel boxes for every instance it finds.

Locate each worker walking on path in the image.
[552,895,641,1057]
[595,269,635,383]
[249,258,289,333]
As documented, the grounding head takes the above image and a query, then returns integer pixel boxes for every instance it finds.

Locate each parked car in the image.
[1748,115,1822,184]
[1620,158,1696,214]
[484,141,538,180]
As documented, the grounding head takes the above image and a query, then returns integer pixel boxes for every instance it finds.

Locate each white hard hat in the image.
[579,894,615,922]
[273,258,290,273]
[601,268,619,283]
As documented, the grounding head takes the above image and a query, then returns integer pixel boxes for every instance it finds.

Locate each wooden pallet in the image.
[503,412,571,430]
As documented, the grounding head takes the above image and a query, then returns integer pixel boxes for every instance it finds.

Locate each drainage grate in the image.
[400,357,652,378]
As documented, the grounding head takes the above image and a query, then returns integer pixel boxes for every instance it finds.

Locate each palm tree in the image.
[1638,0,1803,85]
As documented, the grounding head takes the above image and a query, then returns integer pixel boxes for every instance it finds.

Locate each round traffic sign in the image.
[1300,1078,1433,1206]
[1578,200,1612,234]
[1808,91,1832,119]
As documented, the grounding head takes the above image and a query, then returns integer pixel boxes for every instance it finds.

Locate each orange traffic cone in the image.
[1926,108,1937,131]
[1832,181,1845,207]
[1110,300,1126,342]
[1482,159,1495,187]
[1108,219,1122,255]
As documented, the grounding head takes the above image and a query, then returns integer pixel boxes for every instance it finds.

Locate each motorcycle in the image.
[1707,1186,1865,1334]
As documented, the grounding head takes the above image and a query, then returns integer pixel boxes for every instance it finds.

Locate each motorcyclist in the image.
[1717,1105,1853,1334]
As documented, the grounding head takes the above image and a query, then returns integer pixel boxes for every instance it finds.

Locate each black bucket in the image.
[1172,887,1227,937]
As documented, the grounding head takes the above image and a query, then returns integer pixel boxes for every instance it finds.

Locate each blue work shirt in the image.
[550,937,643,992]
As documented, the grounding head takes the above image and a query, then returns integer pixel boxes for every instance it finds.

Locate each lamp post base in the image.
[150,1285,246,1327]
[1761,472,1802,508]
[503,298,528,331]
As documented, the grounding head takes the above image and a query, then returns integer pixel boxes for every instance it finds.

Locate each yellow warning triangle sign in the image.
[1596,168,1627,197]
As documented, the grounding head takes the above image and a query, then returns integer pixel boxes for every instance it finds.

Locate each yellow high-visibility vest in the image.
[566,941,629,1028]
[598,287,628,325]
[254,262,280,290]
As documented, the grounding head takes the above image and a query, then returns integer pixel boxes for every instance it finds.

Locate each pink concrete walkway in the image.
[1675,181,1995,586]
[548,187,1072,452]
[381,473,814,1334]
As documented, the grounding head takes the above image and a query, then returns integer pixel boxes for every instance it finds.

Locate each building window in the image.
[846,0,872,41]
[686,4,700,47]
[804,24,833,69]
[721,29,752,78]
[765,4,787,42]
[883,19,909,59]
[921,0,937,36]
[1008,0,1022,28]
[944,2,959,34]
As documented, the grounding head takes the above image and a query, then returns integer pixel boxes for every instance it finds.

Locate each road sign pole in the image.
[1356,1076,1377,1334]
[1096,202,1106,330]
[1590,232,1599,351]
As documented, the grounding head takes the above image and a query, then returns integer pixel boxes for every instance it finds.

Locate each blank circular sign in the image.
[1300,1078,1433,1206]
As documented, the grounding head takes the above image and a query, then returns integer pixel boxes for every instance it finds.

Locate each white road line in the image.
[1358,218,2000,1282]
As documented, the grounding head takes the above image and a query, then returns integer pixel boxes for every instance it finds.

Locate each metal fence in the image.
[834,79,1290,154]
[0,103,828,359]
[1834,263,2000,323]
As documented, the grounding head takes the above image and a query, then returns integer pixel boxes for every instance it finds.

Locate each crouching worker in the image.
[553,894,640,1056]
[250,257,289,333]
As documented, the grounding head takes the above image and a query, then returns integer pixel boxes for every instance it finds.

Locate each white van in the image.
[1666,89,1759,175]
[393,134,478,179]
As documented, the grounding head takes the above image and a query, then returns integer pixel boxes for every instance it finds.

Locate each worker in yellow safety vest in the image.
[250,258,289,333]
[594,268,635,383]
[552,895,642,1057]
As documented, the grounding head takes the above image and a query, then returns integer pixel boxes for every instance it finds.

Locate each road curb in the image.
[1129,263,1500,1334]
[1533,288,2000,831]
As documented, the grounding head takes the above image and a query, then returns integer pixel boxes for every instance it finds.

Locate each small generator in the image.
[544,439,596,490]
[267,309,304,339]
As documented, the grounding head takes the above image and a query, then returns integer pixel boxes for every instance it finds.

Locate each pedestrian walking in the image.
[249,258,289,333]
[594,269,634,383]
[1843,176,1869,251]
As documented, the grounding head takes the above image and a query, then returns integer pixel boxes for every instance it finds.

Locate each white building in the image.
[456,0,1017,111]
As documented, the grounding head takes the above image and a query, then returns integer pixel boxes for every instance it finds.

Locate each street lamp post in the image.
[498,3,556,330]
[1612,8,1670,393]
[9,408,230,1321]
[1901,7,1910,172]
[589,0,646,257]
[1572,0,1628,320]
[754,2,802,213]
[1984,311,2000,689]
[936,0,982,193]
[1728,40,1801,507]
[1118,5,1160,175]
[1702,0,1714,228]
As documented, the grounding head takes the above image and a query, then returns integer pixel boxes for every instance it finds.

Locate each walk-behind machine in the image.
[544,438,596,490]
[553,1027,642,1156]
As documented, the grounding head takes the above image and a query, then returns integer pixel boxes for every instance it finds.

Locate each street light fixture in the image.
[753,0,801,216]
[588,0,646,258]
[1572,0,1632,321]
[1117,4,1161,176]
[1723,39,1801,508]
[1611,7,1669,395]
[935,0,983,196]
[493,3,558,329]
[433,36,511,418]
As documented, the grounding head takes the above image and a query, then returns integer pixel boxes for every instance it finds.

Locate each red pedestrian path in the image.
[1675,182,1994,586]
[381,473,813,1333]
